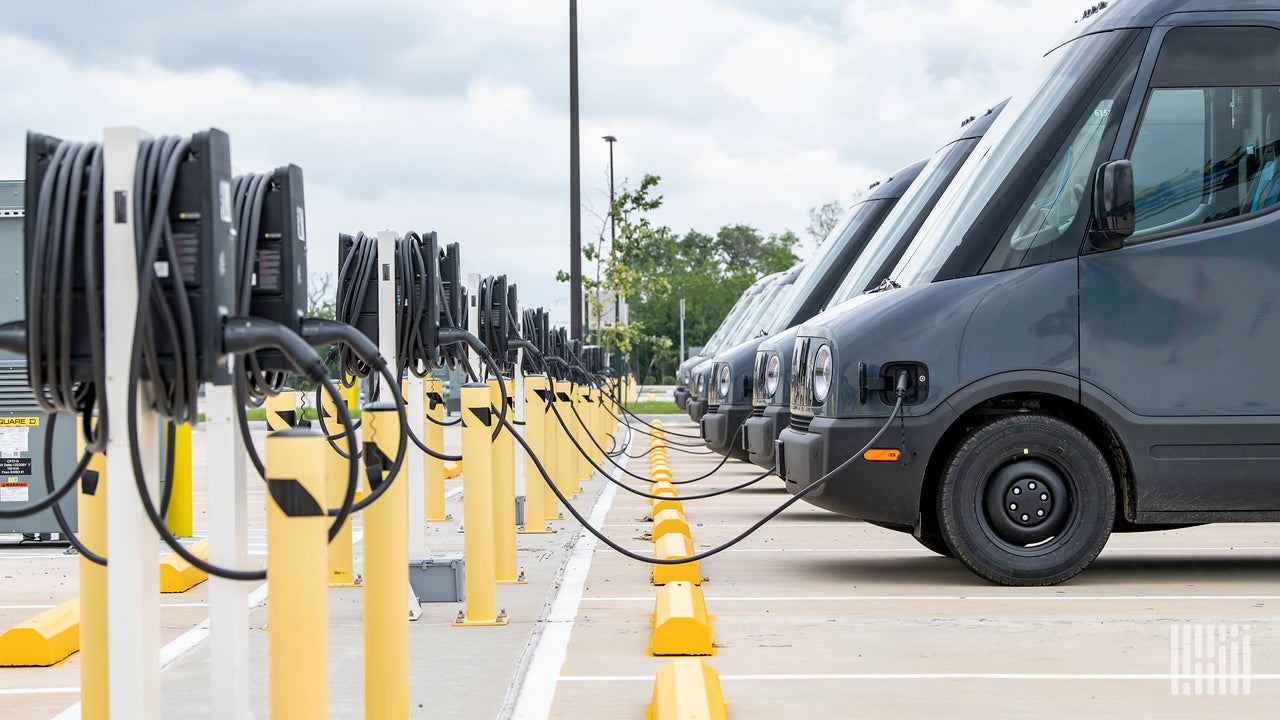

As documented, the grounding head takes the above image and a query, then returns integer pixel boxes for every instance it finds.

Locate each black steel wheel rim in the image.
[977,456,1076,555]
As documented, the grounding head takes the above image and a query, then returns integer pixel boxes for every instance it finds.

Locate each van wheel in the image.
[938,414,1113,586]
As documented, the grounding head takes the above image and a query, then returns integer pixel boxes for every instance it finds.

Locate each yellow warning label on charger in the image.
[0,417,39,427]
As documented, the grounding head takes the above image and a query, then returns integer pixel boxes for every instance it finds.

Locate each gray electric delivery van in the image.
[700,161,929,460]
[779,0,1280,586]
[687,266,801,423]
[741,103,1006,470]
[674,272,780,410]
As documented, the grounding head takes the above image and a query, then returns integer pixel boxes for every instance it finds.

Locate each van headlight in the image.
[765,354,781,397]
[812,344,832,404]
[717,364,731,400]
[695,373,705,394]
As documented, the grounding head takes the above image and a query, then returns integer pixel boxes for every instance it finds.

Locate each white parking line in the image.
[510,454,627,720]
[0,688,79,696]
[560,673,1280,682]
[701,546,1280,554]
[50,531,362,720]
[0,603,211,610]
[582,595,1280,602]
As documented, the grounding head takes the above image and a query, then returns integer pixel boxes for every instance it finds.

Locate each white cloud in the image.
[0,1,1079,309]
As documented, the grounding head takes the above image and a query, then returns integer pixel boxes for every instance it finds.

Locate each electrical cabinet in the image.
[0,179,77,536]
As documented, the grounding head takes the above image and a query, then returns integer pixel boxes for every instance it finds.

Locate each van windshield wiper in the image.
[868,278,901,294]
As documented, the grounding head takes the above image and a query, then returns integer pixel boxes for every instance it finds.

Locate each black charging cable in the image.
[504,372,908,565]
[547,391,743,486]
[24,138,109,452]
[604,387,706,441]
[42,413,106,564]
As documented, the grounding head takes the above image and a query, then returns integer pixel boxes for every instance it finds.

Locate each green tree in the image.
[560,173,801,380]
[628,223,799,380]
[558,174,672,356]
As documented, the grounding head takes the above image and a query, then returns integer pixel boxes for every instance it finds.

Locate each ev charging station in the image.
[0,117,779,720]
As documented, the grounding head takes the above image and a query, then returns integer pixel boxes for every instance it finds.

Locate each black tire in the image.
[938,414,1114,586]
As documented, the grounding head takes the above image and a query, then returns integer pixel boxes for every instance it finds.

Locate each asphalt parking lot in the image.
[0,412,1277,718]
[544,416,1280,719]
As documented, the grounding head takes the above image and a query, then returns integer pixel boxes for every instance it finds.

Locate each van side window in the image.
[1128,26,1280,239]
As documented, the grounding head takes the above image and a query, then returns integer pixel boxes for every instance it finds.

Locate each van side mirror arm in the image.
[1090,159,1135,251]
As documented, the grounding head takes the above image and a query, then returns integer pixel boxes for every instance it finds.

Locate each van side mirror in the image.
[1090,159,1135,250]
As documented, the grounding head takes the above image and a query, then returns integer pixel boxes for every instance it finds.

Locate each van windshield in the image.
[732,279,795,343]
[702,282,764,352]
[768,199,884,329]
[890,30,1130,287]
[825,136,978,306]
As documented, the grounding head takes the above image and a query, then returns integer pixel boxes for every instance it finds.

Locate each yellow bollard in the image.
[575,386,594,483]
[167,423,193,537]
[362,401,410,717]
[593,388,606,464]
[562,382,582,494]
[266,428,330,720]
[319,390,357,587]
[455,384,508,626]
[520,376,551,533]
[266,391,297,431]
[345,375,359,412]
[541,378,562,522]
[553,380,577,498]
[78,425,107,720]
[425,378,450,522]
[489,379,523,584]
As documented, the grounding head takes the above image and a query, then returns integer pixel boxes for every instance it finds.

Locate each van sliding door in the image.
[1080,22,1280,514]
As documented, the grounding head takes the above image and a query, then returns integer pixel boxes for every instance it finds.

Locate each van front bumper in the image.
[674,387,690,410]
[744,405,789,469]
[775,407,955,528]
[688,399,708,423]
[700,403,750,452]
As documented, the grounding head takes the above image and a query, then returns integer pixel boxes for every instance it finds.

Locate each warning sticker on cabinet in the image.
[0,481,28,502]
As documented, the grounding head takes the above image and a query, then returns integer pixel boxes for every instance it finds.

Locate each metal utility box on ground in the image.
[408,556,465,602]
[0,180,78,536]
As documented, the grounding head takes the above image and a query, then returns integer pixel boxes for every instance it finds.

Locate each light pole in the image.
[601,134,616,327]
[569,0,582,341]
[603,134,618,367]
[603,135,616,246]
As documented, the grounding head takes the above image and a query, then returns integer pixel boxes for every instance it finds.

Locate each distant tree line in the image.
[562,174,802,384]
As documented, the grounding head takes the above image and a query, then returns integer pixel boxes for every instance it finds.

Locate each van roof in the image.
[1063,0,1280,43]
[866,159,927,203]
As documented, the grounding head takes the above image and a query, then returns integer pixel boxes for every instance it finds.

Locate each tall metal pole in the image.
[679,298,686,366]
[569,0,583,341]
[603,134,617,365]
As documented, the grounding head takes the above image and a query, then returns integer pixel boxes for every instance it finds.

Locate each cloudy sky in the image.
[0,0,1079,312]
